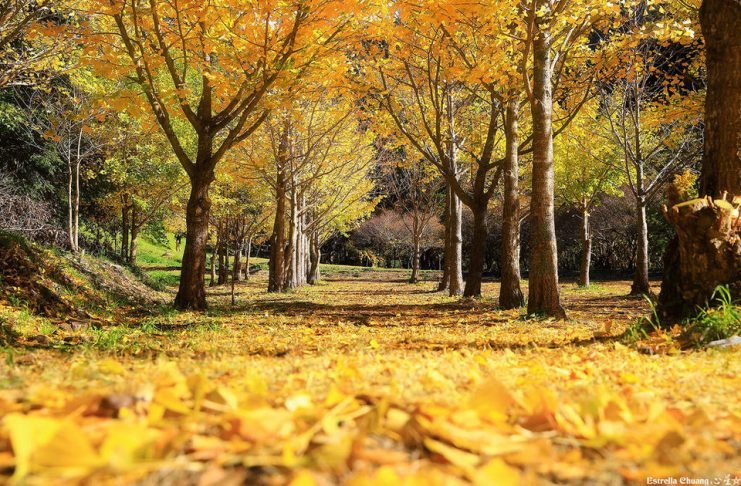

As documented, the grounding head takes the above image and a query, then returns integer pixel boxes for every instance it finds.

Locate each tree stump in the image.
[657,196,741,323]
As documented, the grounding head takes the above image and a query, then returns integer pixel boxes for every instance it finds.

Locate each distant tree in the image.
[243,94,377,292]
[555,105,625,288]
[17,77,108,253]
[383,158,443,283]
[102,115,186,264]
[596,21,703,295]
[352,210,410,268]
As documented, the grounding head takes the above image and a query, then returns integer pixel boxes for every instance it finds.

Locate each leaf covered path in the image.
[1,272,739,485]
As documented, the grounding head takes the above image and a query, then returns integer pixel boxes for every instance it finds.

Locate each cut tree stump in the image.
[657,195,741,323]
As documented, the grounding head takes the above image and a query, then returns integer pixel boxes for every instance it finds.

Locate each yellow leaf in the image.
[424,438,480,470]
[100,422,160,468]
[5,414,62,479]
[468,379,515,422]
[98,358,126,376]
[154,387,191,415]
[289,470,318,486]
[473,458,520,486]
[5,414,100,479]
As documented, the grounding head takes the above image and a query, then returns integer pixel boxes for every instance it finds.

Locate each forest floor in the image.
[1,245,739,485]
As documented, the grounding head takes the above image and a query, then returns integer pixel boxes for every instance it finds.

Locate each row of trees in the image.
[0,0,737,321]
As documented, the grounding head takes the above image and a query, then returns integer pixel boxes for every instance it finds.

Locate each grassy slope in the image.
[0,232,166,336]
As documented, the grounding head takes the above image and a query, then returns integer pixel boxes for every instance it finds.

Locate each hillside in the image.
[0,232,166,345]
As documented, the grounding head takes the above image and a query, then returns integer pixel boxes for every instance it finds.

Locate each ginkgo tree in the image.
[84,0,360,309]
[101,114,186,264]
[555,104,625,288]
[0,0,70,89]
[360,0,514,299]
[593,6,703,295]
[242,94,377,292]
[658,0,740,321]
[517,0,625,317]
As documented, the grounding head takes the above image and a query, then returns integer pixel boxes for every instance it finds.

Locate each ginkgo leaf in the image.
[5,414,100,479]
[467,379,516,423]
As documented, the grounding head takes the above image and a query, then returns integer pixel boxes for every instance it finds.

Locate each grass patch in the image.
[681,285,741,346]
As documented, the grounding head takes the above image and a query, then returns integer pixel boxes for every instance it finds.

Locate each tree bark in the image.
[698,0,741,197]
[121,196,130,261]
[578,204,591,288]
[449,187,464,296]
[308,232,321,285]
[210,249,217,287]
[174,172,213,310]
[285,182,299,290]
[657,0,741,322]
[658,198,740,321]
[67,159,76,252]
[410,212,421,283]
[217,220,228,285]
[464,205,487,297]
[129,203,139,265]
[631,201,650,295]
[438,185,451,291]
[74,160,80,253]
[527,27,566,318]
[499,97,525,309]
[244,236,253,281]
[269,170,287,293]
[233,242,242,283]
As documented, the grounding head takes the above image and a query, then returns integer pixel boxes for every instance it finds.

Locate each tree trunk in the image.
[67,160,75,252]
[174,172,212,310]
[449,195,464,296]
[231,232,239,306]
[578,204,591,288]
[464,205,487,297]
[308,232,321,285]
[527,27,566,319]
[129,203,139,265]
[269,171,287,293]
[210,250,217,287]
[410,212,421,283]
[631,201,650,295]
[658,198,740,322]
[245,236,253,281]
[74,161,80,253]
[499,97,525,309]
[233,242,242,283]
[285,185,299,290]
[217,220,228,285]
[449,188,464,296]
[698,0,741,197]
[657,0,741,322]
[121,196,130,261]
[438,185,451,291]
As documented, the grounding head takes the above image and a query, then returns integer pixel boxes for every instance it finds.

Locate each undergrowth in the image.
[625,285,741,349]
[681,285,741,346]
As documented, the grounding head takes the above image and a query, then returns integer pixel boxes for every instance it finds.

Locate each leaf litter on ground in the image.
[0,274,739,485]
